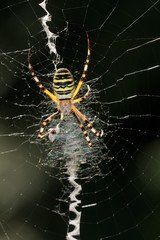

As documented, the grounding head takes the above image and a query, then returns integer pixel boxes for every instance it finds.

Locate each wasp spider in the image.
[28,33,103,147]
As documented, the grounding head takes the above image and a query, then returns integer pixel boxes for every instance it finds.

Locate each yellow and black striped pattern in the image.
[28,32,104,147]
[53,68,75,100]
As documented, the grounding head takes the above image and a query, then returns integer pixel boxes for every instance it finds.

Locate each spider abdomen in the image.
[53,68,74,100]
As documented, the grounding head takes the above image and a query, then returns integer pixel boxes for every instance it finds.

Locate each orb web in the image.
[0,0,160,240]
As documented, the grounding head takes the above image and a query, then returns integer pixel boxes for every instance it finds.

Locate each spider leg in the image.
[72,105,103,137]
[38,111,60,138]
[28,50,58,104]
[73,85,90,104]
[71,32,90,100]
[72,112,92,147]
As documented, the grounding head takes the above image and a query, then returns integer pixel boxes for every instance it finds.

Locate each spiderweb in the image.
[0,0,160,239]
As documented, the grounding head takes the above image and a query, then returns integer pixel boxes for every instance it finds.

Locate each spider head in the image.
[58,100,73,120]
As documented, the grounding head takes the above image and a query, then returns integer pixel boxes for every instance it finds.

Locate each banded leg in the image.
[73,112,92,147]
[71,32,90,99]
[38,111,60,138]
[28,50,58,104]
[72,105,103,137]
[73,85,90,104]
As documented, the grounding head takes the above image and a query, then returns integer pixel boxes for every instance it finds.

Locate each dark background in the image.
[0,0,160,240]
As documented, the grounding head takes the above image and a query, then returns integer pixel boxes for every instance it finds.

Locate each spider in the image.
[28,33,103,147]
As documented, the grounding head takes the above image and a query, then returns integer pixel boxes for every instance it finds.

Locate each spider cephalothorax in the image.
[57,100,73,118]
[28,33,103,147]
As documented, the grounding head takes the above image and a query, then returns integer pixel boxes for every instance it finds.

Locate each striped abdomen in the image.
[53,68,74,100]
